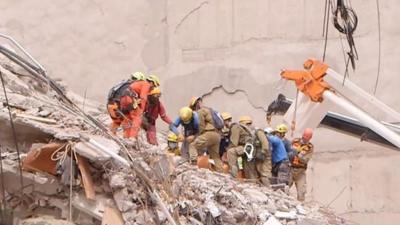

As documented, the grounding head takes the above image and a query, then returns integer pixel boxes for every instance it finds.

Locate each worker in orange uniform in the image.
[120,74,160,138]
[107,72,146,134]
[290,128,314,201]
[142,87,172,145]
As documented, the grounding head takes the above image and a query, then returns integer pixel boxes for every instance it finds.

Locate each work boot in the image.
[260,177,271,186]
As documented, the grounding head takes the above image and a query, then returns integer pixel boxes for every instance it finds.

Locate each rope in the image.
[49,142,76,221]
[0,69,24,197]
[373,0,382,95]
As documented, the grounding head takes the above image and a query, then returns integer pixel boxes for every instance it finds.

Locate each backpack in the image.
[209,108,224,130]
[107,80,133,103]
[239,124,266,161]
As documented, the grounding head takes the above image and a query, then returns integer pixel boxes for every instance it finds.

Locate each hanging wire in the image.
[0,145,7,224]
[322,0,332,61]
[373,0,382,95]
[0,70,24,197]
[322,0,329,37]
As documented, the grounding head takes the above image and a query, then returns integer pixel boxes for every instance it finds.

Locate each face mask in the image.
[168,141,178,149]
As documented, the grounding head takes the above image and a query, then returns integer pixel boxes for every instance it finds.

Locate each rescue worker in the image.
[169,107,199,161]
[266,124,290,185]
[165,132,180,156]
[107,72,145,134]
[189,96,202,111]
[227,116,271,185]
[142,87,172,145]
[119,74,160,138]
[191,106,223,172]
[219,112,232,157]
[290,128,314,201]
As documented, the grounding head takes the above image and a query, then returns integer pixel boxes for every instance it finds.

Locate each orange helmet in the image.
[302,128,313,141]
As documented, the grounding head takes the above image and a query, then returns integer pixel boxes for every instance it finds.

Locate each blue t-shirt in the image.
[267,134,288,164]
[169,112,199,137]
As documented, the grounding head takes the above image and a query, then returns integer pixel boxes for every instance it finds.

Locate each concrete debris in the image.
[264,215,282,225]
[0,62,348,225]
[275,210,298,220]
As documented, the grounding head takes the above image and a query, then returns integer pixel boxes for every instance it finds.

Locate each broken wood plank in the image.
[16,113,57,124]
[101,207,125,225]
[22,142,64,175]
[76,154,95,200]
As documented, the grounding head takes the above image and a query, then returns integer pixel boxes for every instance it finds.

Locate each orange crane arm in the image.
[280,59,330,102]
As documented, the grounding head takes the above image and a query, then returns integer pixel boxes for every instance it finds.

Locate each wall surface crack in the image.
[175,1,209,33]
[201,85,268,113]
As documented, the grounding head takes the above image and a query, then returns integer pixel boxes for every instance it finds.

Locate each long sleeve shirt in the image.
[169,112,199,137]
[266,134,288,164]
[145,101,172,125]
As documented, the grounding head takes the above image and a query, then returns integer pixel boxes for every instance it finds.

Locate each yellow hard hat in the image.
[221,112,232,121]
[131,71,145,81]
[149,87,161,97]
[167,132,178,142]
[189,96,202,109]
[179,107,193,123]
[275,124,288,133]
[146,74,160,87]
[239,115,252,124]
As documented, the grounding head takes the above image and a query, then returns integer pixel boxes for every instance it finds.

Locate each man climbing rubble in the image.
[106,71,146,134]
[169,106,199,161]
[266,124,291,186]
[227,116,271,185]
[219,112,232,157]
[119,74,160,138]
[290,128,314,201]
[142,87,172,145]
[191,100,224,172]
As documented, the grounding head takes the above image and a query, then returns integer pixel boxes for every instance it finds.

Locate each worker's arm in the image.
[132,81,151,112]
[169,117,181,135]
[158,102,172,125]
[229,125,240,147]
[256,130,269,154]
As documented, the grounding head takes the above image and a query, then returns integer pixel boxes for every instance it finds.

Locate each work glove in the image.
[177,134,184,142]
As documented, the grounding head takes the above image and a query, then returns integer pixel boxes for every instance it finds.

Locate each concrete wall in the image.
[1,1,400,224]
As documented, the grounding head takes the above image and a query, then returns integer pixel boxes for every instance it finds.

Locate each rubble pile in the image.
[0,57,349,225]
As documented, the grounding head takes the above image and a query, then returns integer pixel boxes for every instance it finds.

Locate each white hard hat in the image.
[264,127,274,134]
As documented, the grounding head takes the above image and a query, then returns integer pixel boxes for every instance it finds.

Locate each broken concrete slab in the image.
[263,216,282,225]
[2,158,61,195]
[72,193,115,221]
[20,216,75,225]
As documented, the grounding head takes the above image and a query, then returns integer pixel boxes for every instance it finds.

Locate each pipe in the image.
[323,91,400,148]
[79,134,130,167]
[0,33,46,73]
